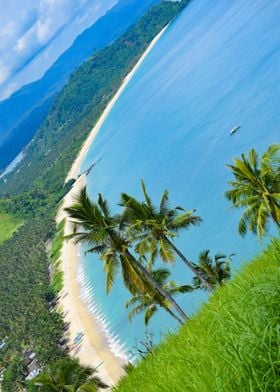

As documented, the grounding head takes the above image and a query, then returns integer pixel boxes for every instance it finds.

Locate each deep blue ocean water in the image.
[80,0,280,359]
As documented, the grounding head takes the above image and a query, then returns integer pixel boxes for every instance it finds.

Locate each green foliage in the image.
[0,212,23,244]
[191,250,233,290]
[120,180,212,290]
[225,144,280,238]
[0,184,72,219]
[1,356,24,392]
[115,239,280,392]
[0,219,65,389]
[65,187,188,322]
[0,1,189,199]
[126,268,193,325]
[29,357,107,391]
[0,2,193,389]
[65,188,149,296]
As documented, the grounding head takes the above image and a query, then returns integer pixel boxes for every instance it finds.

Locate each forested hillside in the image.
[0,0,188,199]
[0,1,190,389]
[0,0,160,171]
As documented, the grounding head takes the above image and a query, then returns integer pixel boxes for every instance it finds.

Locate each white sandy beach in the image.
[56,26,168,386]
[65,25,168,182]
[56,175,125,386]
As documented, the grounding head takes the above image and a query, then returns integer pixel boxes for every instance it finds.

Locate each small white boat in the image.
[230,125,241,135]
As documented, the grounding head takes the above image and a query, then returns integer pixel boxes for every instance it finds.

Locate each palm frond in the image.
[167,284,194,295]
[249,148,259,172]
[77,378,108,391]
[238,202,260,236]
[128,302,149,322]
[97,193,111,218]
[85,244,107,255]
[159,190,170,215]
[159,238,175,262]
[141,179,152,208]
[214,253,227,261]
[256,202,270,238]
[102,250,120,293]
[135,237,154,257]
[168,211,202,231]
[120,254,149,295]
[146,244,158,270]
[226,145,280,238]
[261,144,280,176]
[144,304,158,326]
[126,295,143,308]
[151,268,171,284]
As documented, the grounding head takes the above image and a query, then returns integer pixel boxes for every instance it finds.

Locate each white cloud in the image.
[1,21,16,36]
[13,23,38,55]
[36,18,52,43]
[0,65,10,84]
[14,35,29,53]
[0,0,117,99]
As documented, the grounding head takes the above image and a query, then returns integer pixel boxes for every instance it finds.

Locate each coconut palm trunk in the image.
[124,249,189,322]
[165,307,184,325]
[164,237,213,291]
[65,187,189,323]
[120,183,215,293]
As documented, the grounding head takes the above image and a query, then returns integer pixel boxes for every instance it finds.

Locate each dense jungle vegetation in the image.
[0,218,64,391]
[0,1,190,390]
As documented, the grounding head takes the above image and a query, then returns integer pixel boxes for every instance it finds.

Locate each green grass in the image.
[0,213,23,244]
[115,239,280,392]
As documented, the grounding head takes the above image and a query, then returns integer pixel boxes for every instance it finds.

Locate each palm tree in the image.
[30,358,107,391]
[120,181,213,291]
[191,250,233,291]
[65,187,189,322]
[126,268,193,325]
[225,144,280,238]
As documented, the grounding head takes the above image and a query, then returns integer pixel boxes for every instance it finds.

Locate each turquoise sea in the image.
[80,0,280,360]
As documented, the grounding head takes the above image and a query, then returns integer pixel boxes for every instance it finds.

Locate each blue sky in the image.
[0,0,117,100]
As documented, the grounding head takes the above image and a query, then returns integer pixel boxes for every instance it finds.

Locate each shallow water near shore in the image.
[80,0,280,359]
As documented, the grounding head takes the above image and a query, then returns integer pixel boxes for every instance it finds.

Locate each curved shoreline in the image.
[57,175,125,386]
[56,26,168,386]
[65,25,168,182]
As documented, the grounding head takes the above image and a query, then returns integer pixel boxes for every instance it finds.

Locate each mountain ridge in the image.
[0,0,160,171]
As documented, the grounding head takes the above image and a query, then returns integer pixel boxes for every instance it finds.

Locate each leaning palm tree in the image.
[30,358,107,391]
[65,187,188,322]
[126,268,193,326]
[120,181,213,291]
[191,250,233,291]
[225,144,280,238]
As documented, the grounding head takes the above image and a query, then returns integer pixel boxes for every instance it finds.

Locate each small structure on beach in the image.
[25,359,41,380]
[0,367,7,382]
[0,336,8,350]
[23,351,41,381]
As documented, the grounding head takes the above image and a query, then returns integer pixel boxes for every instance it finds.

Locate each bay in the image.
[81,0,280,359]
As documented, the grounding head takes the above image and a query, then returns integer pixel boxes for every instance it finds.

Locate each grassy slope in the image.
[115,239,280,392]
[0,213,23,244]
